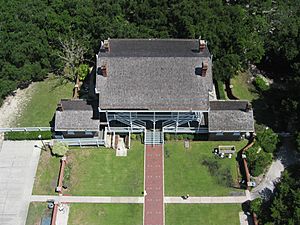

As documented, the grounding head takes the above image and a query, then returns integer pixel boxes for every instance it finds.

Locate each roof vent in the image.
[57,103,63,111]
[199,39,207,52]
[202,61,208,76]
[101,64,108,77]
[103,39,110,52]
[245,102,252,112]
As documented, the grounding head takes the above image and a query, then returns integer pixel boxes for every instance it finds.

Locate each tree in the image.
[250,198,262,214]
[58,38,86,82]
[52,142,69,157]
[257,127,279,153]
[246,143,272,176]
[77,64,89,81]
[253,165,300,224]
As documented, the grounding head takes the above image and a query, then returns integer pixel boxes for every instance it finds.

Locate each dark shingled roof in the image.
[96,39,213,110]
[210,100,249,110]
[208,100,254,132]
[55,100,99,131]
[99,39,211,58]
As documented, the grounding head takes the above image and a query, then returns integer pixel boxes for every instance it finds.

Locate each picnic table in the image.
[213,145,236,158]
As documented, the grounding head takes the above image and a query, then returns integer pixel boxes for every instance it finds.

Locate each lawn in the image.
[231,72,259,101]
[164,140,247,196]
[25,202,52,225]
[165,204,242,225]
[32,149,61,195]
[68,204,143,225]
[216,80,227,100]
[15,77,73,127]
[65,141,144,196]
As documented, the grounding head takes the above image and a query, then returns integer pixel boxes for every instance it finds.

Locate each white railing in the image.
[0,127,51,132]
[55,138,105,147]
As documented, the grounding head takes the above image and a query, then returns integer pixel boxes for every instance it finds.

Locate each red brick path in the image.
[144,144,164,225]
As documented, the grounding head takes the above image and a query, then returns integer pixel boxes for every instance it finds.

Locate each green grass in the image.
[164,140,247,196]
[32,149,61,195]
[231,72,259,101]
[66,141,144,196]
[68,204,143,225]
[165,204,242,225]
[25,202,52,225]
[15,77,73,127]
[216,80,227,99]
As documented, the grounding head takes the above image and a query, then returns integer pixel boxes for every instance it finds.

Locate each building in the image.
[55,38,254,145]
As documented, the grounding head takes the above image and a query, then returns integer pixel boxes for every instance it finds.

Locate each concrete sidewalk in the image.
[31,195,144,204]
[0,141,41,225]
[31,195,248,204]
[164,196,248,204]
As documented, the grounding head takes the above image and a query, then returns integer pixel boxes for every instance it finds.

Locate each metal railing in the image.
[0,127,51,132]
[55,138,105,147]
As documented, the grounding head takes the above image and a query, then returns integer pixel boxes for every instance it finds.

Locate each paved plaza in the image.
[0,141,41,225]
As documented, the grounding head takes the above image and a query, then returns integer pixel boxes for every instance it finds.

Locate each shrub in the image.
[52,142,69,157]
[176,134,184,140]
[254,76,269,92]
[164,133,195,141]
[256,127,279,153]
[250,198,262,214]
[131,134,137,140]
[4,131,52,140]
[164,133,171,141]
[246,144,272,176]
[77,64,89,81]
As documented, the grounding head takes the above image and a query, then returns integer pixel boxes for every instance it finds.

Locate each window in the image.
[85,131,93,135]
[216,132,223,136]
[233,132,240,136]
[67,130,75,135]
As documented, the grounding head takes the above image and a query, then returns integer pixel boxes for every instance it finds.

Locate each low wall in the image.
[241,135,255,190]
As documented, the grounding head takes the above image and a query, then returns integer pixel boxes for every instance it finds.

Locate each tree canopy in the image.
[0,0,299,132]
[252,165,300,225]
[0,0,274,100]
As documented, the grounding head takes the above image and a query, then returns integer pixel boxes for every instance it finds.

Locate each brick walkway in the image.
[144,144,164,225]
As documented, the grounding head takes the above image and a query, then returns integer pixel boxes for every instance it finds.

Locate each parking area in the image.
[0,141,41,225]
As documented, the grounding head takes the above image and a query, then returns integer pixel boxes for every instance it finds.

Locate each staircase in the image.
[144,130,163,145]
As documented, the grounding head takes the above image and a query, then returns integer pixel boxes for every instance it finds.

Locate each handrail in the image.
[55,138,105,147]
[0,127,51,132]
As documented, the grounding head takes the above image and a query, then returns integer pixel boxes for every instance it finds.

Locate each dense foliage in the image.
[246,143,272,177]
[52,142,69,156]
[0,0,286,100]
[254,76,269,92]
[251,165,300,225]
[4,131,52,140]
[256,127,279,154]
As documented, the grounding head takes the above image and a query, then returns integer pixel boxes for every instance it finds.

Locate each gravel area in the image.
[0,83,35,127]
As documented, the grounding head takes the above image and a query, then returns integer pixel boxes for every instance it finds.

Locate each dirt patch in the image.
[0,82,36,127]
[66,152,79,190]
